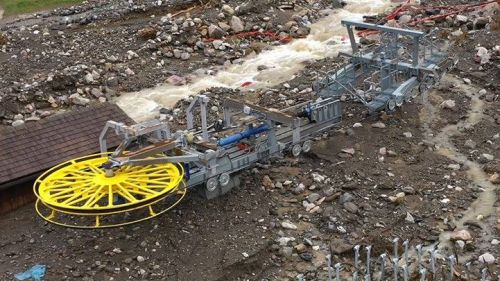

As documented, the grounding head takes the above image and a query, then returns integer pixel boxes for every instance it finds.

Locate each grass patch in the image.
[0,0,82,16]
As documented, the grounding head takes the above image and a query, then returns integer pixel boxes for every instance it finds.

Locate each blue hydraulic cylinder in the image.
[217,124,270,147]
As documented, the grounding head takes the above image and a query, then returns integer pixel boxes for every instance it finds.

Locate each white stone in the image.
[12,120,25,127]
[137,256,145,262]
[353,123,362,128]
[456,15,468,23]
[69,93,90,106]
[276,237,295,246]
[476,47,491,64]
[341,148,355,155]
[399,14,412,24]
[478,253,495,264]
[405,212,415,223]
[125,68,135,76]
[281,221,297,230]
[311,173,325,183]
[371,122,386,128]
[221,4,234,15]
[230,16,245,33]
[403,132,412,138]
[84,73,94,83]
[440,99,456,109]
[482,153,494,161]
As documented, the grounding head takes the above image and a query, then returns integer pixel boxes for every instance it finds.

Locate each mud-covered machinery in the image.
[34,95,342,228]
[314,20,454,113]
[33,21,451,228]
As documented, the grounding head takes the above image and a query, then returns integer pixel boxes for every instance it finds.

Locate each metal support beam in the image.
[223,98,294,124]
[346,25,358,54]
[341,20,424,38]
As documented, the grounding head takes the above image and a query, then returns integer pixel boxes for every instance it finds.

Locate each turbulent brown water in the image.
[115,0,393,122]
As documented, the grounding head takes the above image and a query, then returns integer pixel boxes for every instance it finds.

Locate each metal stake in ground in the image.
[419,268,427,281]
[430,249,437,279]
[365,245,372,281]
[415,244,423,271]
[335,263,341,281]
[353,245,361,281]
[393,238,400,281]
[465,262,471,281]
[447,255,455,281]
[380,253,387,281]
[327,255,332,281]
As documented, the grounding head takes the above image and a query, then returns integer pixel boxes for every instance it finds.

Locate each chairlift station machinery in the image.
[33,21,453,228]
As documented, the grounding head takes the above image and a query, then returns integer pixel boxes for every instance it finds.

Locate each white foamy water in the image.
[116,0,392,122]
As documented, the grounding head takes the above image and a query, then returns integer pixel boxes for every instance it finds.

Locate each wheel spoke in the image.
[116,183,139,203]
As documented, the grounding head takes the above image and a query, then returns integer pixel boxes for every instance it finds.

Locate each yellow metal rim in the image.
[33,153,184,214]
[34,183,187,228]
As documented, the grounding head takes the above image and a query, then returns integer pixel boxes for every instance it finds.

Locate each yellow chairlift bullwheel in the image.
[33,153,186,228]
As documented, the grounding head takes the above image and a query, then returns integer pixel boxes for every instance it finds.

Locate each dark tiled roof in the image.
[0,103,133,186]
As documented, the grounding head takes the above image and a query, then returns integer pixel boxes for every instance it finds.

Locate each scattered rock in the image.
[69,93,90,106]
[481,153,494,161]
[137,27,157,40]
[464,139,476,149]
[403,132,412,138]
[389,192,405,204]
[281,221,297,230]
[299,252,313,262]
[136,256,145,262]
[405,212,415,223]
[166,75,186,86]
[230,16,245,32]
[293,183,305,194]
[307,193,321,203]
[338,192,353,204]
[12,120,25,127]
[371,122,386,128]
[221,4,235,15]
[450,229,472,241]
[475,47,490,64]
[474,17,489,29]
[294,243,307,253]
[456,15,468,24]
[341,148,355,155]
[343,202,358,214]
[490,173,500,184]
[262,175,274,188]
[330,239,352,255]
[478,253,495,264]
[440,99,456,110]
[208,24,226,39]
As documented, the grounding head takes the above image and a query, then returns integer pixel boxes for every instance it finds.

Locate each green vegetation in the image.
[0,0,82,16]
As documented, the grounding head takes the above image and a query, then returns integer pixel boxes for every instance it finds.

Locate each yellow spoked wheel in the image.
[34,154,186,228]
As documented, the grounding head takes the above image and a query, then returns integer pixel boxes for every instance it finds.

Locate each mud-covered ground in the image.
[0,0,338,126]
[0,0,499,280]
